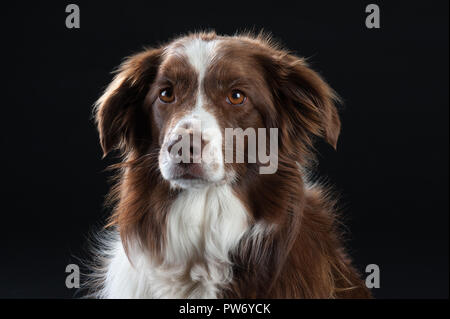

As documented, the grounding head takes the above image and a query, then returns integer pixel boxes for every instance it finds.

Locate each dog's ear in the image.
[261,52,341,154]
[94,48,162,156]
[283,55,341,149]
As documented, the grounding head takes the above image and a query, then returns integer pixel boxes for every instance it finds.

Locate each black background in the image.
[0,1,448,298]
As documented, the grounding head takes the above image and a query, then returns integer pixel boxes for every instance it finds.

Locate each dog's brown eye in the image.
[227,90,246,105]
[159,88,175,103]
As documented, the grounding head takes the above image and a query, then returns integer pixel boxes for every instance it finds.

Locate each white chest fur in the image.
[99,184,249,298]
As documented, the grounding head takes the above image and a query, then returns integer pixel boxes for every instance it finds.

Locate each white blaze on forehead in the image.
[166,37,220,116]
[177,38,220,127]
[182,38,218,81]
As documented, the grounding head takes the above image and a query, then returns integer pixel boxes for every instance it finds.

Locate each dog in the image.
[88,31,371,298]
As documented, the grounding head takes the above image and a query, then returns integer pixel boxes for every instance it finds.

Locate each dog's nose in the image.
[167,123,205,163]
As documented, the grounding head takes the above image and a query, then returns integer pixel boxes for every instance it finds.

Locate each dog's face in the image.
[95,32,341,189]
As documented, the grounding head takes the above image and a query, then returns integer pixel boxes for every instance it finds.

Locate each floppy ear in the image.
[94,48,162,156]
[263,52,341,152]
[284,55,341,149]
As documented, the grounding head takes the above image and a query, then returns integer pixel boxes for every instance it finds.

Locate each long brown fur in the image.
[93,31,371,298]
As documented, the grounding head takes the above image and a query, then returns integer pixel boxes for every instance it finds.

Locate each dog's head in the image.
[95,32,341,189]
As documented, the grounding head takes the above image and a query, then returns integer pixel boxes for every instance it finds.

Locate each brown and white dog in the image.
[89,31,371,298]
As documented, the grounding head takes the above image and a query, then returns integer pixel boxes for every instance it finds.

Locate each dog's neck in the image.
[120,184,252,298]
[164,184,249,266]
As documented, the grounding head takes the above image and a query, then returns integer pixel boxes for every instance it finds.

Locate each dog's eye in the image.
[227,90,246,105]
[159,88,175,103]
